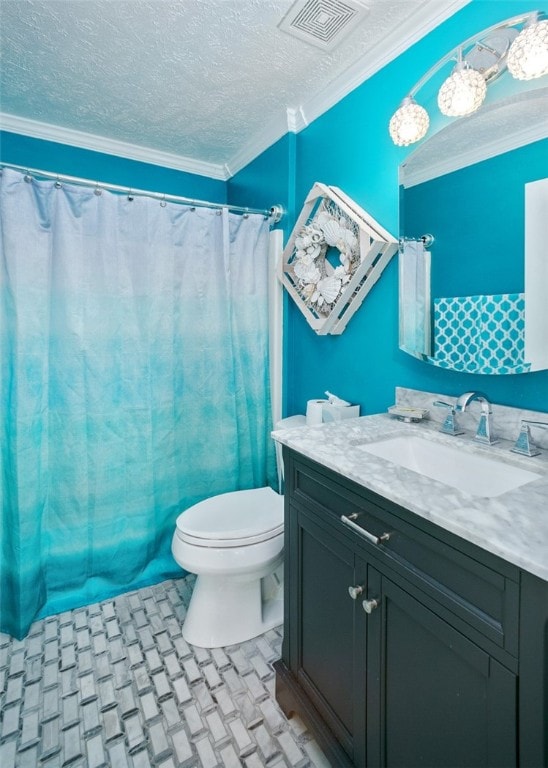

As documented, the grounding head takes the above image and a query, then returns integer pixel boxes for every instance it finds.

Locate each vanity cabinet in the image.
[274,448,548,768]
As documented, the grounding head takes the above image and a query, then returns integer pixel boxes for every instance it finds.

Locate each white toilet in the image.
[171,415,305,648]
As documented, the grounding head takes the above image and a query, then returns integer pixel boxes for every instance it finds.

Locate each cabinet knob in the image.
[348,585,364,600]
[362,598,379,614]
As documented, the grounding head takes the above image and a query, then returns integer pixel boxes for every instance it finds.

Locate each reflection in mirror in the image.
[399,87,548,375]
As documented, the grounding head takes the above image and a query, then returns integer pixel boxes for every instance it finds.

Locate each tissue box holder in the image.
[322,404,361,422]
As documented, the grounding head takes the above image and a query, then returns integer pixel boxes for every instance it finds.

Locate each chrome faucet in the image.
[511,420,548,457]
[455,391,496,445]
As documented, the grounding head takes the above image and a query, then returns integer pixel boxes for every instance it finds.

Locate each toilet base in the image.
[182,564,283,648]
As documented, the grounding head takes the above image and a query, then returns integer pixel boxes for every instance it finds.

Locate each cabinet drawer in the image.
[288,452,519,656]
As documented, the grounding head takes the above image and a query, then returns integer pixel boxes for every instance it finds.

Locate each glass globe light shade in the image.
[507,19,548,80]
[388,98,430,147]
[437,64,487,117]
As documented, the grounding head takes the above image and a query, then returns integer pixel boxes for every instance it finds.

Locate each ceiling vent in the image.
[278,0,369,51]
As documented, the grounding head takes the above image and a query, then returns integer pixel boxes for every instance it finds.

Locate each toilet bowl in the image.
[172,415,305,647]
[172,485,285,648]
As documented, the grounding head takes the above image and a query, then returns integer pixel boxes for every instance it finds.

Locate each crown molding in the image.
[227,0,469,175]
[401,119,548,188]
[226,107,309,176]
[224,110,293,178]
[0,113,229,181]
[297,0,470,129]
[286,107,308,133]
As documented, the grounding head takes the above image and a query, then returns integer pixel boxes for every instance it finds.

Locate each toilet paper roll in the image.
[306,399,328,426]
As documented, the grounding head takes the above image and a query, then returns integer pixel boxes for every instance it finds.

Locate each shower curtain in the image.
[0,168,275,639]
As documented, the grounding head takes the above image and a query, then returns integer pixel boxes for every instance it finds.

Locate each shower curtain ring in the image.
[94,183,102,196]
[127,189,134,201]
[160,194,167,208]
[24,171,32,183]
[55,176,62,189]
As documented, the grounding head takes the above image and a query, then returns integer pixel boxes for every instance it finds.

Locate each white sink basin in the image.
[358,435,541,498]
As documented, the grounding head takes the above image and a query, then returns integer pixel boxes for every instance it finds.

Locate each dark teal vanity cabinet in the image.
[274,448,548,768]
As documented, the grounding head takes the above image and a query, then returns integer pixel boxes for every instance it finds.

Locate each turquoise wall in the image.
[0,131,227,202]
[228,133,296,226]
[230,0,548,417]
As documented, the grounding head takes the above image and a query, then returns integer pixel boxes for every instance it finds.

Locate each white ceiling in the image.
[0,0,468,179]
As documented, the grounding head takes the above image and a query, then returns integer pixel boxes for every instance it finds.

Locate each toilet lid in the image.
[175,486,284,547]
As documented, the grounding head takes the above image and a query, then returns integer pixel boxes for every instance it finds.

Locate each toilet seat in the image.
[175,486,284,548]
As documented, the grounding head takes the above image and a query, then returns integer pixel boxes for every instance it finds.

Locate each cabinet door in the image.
[365,569,517,768]
[289,506,367,764]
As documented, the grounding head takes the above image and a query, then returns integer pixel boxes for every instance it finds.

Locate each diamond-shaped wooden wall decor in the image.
[279,183,398,335]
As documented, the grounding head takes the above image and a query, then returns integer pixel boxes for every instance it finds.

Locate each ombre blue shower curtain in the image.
[0,168,275,639]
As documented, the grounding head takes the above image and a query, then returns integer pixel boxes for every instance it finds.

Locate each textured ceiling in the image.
[0,0,467,176]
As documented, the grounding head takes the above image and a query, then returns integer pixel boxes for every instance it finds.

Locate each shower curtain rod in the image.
[0,162,284,223]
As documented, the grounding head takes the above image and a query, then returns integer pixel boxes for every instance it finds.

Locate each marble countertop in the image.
[272,414,548,582]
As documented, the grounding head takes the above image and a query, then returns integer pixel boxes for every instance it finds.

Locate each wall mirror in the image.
[399,85,548,374]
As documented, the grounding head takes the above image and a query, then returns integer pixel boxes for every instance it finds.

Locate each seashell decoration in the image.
[333,265,352,283]
[295,250,315,265]
[294,260,321,284]
[304,243,322,260]
[295,234,312,249]
[339,228,358,252]
[290,200,363,315]
[311,276,342,307]
[321,218,343,247]
[302,283,317,300]
[315,211,331,227]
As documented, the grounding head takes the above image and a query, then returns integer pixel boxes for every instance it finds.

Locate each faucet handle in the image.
[475,411,496,445]
[433,400,464,436]
[511,420,548,457]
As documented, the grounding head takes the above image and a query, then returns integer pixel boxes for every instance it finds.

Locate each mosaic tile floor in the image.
[0,577,330,768]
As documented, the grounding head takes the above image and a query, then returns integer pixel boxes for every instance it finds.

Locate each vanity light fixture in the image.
[389,11,548,147]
